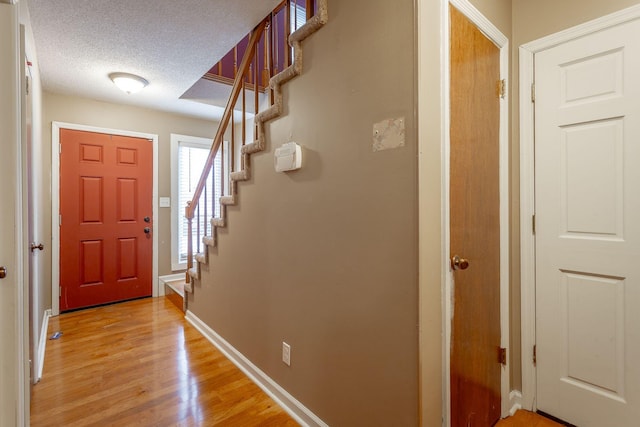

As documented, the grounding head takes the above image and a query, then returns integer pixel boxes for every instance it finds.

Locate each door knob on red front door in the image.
[144,227,151,234]
[451,255,469,271]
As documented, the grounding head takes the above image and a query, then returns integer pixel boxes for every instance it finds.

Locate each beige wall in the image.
[188,0,420,424]
[41,93,219,308]
[513,0,640,44]
[0,3,22,425]
[470,0,512,33]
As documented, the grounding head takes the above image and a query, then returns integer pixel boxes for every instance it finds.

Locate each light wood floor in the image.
[30,297,298,426]
[496,410,564,426]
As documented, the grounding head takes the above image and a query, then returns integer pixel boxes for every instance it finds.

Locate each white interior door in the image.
[535,17,640,426]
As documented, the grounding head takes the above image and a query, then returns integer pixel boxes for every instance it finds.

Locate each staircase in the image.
[183,0,328,298]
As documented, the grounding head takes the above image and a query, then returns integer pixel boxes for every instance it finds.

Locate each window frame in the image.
[170,134,227,271]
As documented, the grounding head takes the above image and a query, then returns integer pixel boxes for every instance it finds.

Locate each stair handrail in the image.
[185,16,269,279]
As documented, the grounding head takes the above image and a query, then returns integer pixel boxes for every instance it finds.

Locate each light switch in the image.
[159,197,171,208]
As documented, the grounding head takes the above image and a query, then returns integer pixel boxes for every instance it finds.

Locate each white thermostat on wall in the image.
[274,142,302,172]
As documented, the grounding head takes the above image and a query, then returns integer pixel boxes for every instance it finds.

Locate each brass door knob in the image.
[451,255,469,271]
[0,266,6,279]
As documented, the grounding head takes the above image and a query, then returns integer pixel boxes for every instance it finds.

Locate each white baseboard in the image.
[35,309,52,382]
[185,310,328,427]
[509,390,523,416]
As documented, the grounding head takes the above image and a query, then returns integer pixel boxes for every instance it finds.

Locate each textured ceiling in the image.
[28,0,281,120]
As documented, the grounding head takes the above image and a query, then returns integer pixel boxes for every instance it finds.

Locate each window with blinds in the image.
[290,1,308,32]
[170,134,225,271]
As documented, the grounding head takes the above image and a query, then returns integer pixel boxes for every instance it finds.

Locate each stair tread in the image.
[164,280,186,297]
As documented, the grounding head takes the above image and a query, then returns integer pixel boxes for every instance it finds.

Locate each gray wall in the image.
[188,0,419,424]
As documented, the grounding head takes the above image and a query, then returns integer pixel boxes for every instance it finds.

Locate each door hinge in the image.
[59,143,62,154]
[531,83,536,103]
[26,76,30,95]
[498,347,507,365]
[533,344,537,366]
[59,214,62,226]
[532,214,536,234]
[59,286,62,296]
[498,79,507,99]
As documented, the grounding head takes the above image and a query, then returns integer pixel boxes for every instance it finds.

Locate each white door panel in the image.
[535,17,640,426]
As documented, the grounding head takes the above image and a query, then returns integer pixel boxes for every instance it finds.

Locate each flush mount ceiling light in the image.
[108,72,149,94]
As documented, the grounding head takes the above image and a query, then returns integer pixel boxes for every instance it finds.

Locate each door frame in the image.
[439,0,511,422]
[518,3,640,411]
[51,122,159,316]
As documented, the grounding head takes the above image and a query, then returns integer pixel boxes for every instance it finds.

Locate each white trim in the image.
[449,0,508,46]
[442,0,511,422]
[51,121,159,316]
[16,13,27,427]
[185,310,328,427]
[509,390,523,416]
[35,309,51,382]
[440,2,452,424]
[518,4,640,412]
[518,45,537,411]
[158,273,185,283]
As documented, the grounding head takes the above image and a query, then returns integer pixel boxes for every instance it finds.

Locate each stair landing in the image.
[163,279,186,313]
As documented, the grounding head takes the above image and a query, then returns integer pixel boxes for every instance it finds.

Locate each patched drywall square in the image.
[372,117,405,152]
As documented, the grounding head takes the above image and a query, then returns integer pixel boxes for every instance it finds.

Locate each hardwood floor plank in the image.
[496,410,564,427]
[31,297,298,426]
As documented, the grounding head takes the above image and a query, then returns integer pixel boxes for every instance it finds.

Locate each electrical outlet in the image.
[282,342,291,366]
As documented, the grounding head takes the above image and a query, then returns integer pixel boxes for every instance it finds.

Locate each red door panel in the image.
[60,129,152,311]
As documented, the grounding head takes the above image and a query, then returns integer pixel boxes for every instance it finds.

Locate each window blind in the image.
[177,143,222,264]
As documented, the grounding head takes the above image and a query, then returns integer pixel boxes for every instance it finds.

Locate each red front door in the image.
[60,129,153,311]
